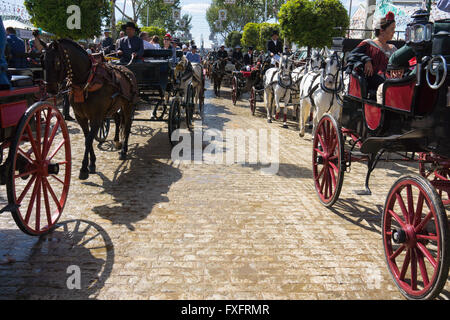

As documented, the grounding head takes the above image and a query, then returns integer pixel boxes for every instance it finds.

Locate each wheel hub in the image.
[392,228,407,244]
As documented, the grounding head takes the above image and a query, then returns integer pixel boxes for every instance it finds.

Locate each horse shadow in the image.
[240,162,313,179]
[86,130,182,231]
[0,219,114,299]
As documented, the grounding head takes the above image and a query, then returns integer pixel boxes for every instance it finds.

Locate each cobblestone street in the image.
[0,80,448,300]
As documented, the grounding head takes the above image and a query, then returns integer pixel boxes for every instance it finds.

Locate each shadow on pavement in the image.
[0,219,114,299]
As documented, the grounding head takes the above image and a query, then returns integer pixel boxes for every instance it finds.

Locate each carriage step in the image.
[0,204,19,214]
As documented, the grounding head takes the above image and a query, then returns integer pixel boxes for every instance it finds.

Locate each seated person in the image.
[232,46,243,65]
[186,45,201,63]
[243,46,255,66]
[140,31,156,50]
[346,12,398,97]
[5,27,27,68]
[116,22,144,64]
[217,45,228,60]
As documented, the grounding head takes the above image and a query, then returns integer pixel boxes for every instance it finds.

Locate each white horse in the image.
[191,62,204,115]
[263,54,295,128]
[298,51,345,138]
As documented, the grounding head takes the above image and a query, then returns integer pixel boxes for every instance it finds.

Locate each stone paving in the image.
[0,80,448,300]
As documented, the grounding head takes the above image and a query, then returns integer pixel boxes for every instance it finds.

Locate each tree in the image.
[206,0,264,39]
[225,31,242,49]
[138,0,192,34]
[141,26,166,46]
[279,0,348,50]
[241,23,261,50]
[259,23,283,49]
[24,0,110,40]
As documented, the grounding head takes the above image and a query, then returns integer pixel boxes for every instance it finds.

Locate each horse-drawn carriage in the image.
[106,49,204,146]
[311,12,449,299]
[0,21,71,236]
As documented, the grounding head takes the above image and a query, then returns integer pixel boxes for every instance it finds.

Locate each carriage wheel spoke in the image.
[48,139,66,161]
[329,167,336,189]
[43,177,62,212]
[35,177,41,231]
[17,174,37,204]
[42,108,52,155]
[416,242,437,269]
[26,125,40,160]
[388,209,407,230]
[42,178,53,227]
[18,147,34,164]
[415,211,433,233]
[14,169,38,180]
[390,244,406,260]
[35,110,42,159]
[43,119,61,158]
[396,192,410,224]
[416,248,430,287]
[410,248,418,290]
[317,166,325,180]
[406,185,415,224]
[413,193,424,227]
[314,148,326,158]
[24,176,40,224]
[399,248,410,281]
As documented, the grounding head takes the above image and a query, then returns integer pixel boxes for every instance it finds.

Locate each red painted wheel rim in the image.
[383,179,442,297]
[11,103,71,235]
[312,116,341,204]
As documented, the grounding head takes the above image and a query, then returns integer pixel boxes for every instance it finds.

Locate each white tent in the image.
[3,19,33,30]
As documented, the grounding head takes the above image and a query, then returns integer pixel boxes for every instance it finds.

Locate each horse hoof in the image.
[79,170,89,181]
[299,132,305,138]
[283,124,289,129]
[114,141,123,150]
[89,165,96,174]
[119,152,127,161]
[267,119,272,123]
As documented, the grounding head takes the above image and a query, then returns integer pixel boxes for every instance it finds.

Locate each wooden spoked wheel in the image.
[185,84,195,130]
[250,87,256,116]
[168,98,181,146]
[231,76,238,106]
[382,175,450,300]
[312,114,345,208]
[7,101,71,236]
[95,118,110,143]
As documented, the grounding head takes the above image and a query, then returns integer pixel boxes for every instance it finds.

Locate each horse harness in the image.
[58,43,137,104]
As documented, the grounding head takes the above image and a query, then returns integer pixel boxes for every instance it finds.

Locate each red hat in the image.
[164,33,172,39]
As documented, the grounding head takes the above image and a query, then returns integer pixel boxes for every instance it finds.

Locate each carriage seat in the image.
[10,75,34,88]
[348,70,377,100]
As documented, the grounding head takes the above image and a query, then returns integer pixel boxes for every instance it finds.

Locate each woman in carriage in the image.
[346,12,399,99]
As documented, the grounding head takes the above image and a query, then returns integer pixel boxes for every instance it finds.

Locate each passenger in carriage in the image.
[116,22,144,64]
[186,45,201,63]
[346,11,398,97]
[5,27,27,69]
[243,46,255,66]
[217,45,228,60]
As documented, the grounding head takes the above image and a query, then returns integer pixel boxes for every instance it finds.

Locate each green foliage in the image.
[139,0,192,34]
[241,23,261,50]
[206,0,264,38]
[241,22,282,51]
[259,23,283,49]
[140,26,166,45]
[279,0,348,49]
[225,31,242,49]
[24,0,110,40]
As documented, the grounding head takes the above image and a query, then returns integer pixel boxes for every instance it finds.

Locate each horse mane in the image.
[56,38,90,59]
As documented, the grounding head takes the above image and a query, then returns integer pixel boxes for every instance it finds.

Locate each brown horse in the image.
[212,58,227,97]
[43,39,138,180]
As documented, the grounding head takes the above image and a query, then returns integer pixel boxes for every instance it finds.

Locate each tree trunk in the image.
[110,0,116,40]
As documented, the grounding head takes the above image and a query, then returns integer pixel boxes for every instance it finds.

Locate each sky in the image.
[9,0,363,48]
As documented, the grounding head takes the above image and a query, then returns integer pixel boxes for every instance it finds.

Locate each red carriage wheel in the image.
[382,175,450,300]
[418,153,450,203]
[231,76,238,105]
[312,114,345,207]
[250,87,256,116]
[7,101,71,236]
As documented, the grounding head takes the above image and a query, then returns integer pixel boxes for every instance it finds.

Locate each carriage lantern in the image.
[405,9,433,51]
